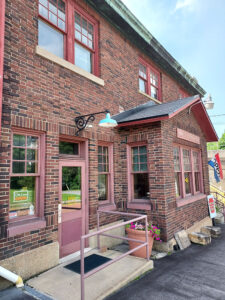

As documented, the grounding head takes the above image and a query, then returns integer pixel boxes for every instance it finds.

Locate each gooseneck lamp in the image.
[75,110,117,135]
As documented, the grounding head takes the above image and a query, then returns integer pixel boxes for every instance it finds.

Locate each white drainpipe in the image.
[0,266,24,287]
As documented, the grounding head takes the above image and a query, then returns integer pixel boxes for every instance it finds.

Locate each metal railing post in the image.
[97,210,100,249]
[80,237,85,300]
[145,216,149,261]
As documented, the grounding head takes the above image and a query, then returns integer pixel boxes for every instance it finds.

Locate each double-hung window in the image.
[173,146,203,200]
[38,0,66,58]
[173,147,181,198]
[139,59,161,101]
[98,144,114,205]
[74,11,96,73]
[38,0,99,75]
[128,144,149,201]
[10,131,45,220]
[193,151,201,193]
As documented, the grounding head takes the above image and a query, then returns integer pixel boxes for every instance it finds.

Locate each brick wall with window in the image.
[0,0,205,264]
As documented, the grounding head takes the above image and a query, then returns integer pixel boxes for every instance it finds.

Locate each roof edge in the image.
[87,0,206,96]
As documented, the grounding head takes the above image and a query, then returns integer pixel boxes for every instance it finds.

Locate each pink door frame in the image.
[58,160,86,257]
[0,0,6,137]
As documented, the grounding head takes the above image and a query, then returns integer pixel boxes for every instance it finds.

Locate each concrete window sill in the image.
[127,202,151,210]
[98,203,117,211]
[8,218,46,237]
[139,91,162,104]
[176,193,207,207]
[36,46,105,87]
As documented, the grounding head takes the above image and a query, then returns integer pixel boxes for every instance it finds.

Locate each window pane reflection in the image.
[62,167,81,209]
[75,42,92,73]
[38,20,64,58]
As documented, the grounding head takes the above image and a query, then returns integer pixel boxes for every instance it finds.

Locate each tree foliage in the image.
[218,132,225,149]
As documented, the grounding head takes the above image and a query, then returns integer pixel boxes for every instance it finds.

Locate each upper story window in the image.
[173,146,203,200]
[38,0,66,58]
[38,0,99,75]
[10,131,45,220]
[74,12,95,73]
[139,60,161,101]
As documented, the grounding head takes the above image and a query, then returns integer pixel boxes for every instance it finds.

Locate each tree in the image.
[219,131,225,149]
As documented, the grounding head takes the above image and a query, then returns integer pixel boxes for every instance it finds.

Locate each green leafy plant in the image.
[126,222,161,241]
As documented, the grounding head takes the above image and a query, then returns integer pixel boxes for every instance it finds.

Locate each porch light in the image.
[203,94,214,110]
[188,94,214,114]
[75,110,117,136]
[99,113,117,127]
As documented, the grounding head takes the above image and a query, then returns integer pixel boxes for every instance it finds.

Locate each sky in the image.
[121,0,225,139]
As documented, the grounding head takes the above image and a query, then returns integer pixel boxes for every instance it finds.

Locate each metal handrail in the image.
[80,210,150,300]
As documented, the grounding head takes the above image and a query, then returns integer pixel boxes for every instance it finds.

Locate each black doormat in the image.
[64,254,111,274]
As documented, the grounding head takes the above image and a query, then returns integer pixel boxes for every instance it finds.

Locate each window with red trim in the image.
[129,145,150,201]
[10,132,44,220]
[38,0,66,58]
[98,144,114,205]
[139,60,161,101]
[174,147,182,198]
[74,11,95,73]
[38,1,99,75]
[173,146,203,199]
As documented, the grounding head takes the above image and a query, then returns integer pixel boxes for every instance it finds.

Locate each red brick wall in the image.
[0,0,205,261]
[114,109,209,242]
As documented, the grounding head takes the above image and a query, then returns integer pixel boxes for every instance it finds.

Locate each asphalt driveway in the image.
[106,224,225,300]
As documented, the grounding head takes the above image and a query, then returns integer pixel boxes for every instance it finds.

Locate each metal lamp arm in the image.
[75,109,110,136]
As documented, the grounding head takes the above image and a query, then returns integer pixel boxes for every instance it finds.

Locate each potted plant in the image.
[125,222,161,258]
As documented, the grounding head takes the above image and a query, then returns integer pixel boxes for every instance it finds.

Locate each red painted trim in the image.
[66,0,73,63]
[8,219,46,237]
[177,128,200,145]
[177,193,206,207]
[127,203,151,210]
[192,101,218,142]
[73,2,99,76]
[0,0,5,137]
[174,144,204,200]
[127,142,150,206]
[9,128,45,224]
[139,57,162,102]
[59,160,86,257]
[97,141,115,207]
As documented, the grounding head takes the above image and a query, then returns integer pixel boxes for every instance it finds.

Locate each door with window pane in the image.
[59,161,85,258]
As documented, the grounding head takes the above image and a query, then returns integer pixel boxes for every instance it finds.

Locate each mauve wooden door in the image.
[59,161,85,258]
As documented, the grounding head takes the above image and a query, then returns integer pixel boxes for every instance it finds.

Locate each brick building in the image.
[0,0,218,286]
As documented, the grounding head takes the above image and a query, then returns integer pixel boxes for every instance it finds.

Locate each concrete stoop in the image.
[27,249,154,300]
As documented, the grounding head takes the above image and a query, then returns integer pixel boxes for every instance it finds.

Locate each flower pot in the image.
[126,228,154,259]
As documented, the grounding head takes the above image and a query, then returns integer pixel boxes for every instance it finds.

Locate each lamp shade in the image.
[99,113,118,128]
[204,101,214,110]
[203,94,214,110]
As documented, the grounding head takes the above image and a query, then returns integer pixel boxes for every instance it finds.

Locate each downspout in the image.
[0,266,24,288]
[0,0,6,137]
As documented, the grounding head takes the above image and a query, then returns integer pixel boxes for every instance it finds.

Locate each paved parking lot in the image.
[106,224,225,300]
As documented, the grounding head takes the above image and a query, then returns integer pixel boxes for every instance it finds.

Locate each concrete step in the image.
[188,232,211,245]
[200,226,222,238]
